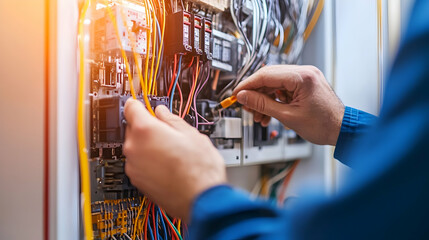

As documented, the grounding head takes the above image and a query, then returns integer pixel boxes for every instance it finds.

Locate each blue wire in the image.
[147,215,155,240]
[155,18,164,82]
[157,206,167,240]
[155,206,161,240]
[169,55,183,112]
[163,212,183,240]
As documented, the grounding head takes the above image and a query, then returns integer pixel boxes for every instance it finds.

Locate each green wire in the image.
[163,210,183,240]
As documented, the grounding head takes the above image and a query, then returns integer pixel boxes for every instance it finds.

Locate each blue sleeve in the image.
[189,0,429,239]
[189,185,290,240]
[333,106,377,164]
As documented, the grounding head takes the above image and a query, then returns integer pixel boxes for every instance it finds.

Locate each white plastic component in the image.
[211,117,242,139]
[212,29,235,72]
[104,3,148,54]
[241,112,312,165]
[192,0,229,12]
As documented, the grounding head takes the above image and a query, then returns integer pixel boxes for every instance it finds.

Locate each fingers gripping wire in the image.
[219,0,324,98]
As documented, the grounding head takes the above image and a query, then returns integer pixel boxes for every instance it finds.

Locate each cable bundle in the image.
[217,0,324,99]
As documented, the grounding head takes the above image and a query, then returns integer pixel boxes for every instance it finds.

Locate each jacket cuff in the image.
[334,106,377,162]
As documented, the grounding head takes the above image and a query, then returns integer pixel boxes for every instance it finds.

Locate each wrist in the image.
[328,104,345,146]
[182,161,227,222]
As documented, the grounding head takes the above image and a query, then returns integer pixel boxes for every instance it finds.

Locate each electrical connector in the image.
[214,96,237,111]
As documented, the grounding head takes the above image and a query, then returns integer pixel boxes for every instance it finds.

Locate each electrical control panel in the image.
[78,0,318,238]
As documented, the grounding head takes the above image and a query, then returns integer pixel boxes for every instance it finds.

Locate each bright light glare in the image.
[96,3,107,10]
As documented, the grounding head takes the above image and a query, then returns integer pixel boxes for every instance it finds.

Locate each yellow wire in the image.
[113,0,155,116]
[140,206,148,237]
[303,0,324,41]
[177,219,182,235]
[151,0,165,96]
[148,7,157,94]
[377,0,382,51]
[100,0,137,99]
[143,0,152,95]
[78,1,94,239]
[132,197,146,240]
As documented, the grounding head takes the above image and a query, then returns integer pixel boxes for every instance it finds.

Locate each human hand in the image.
[233,65,345,146]
[123,99,227,222]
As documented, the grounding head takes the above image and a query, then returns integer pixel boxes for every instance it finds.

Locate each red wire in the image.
[144,202,151,240]
[152,204,157,240]
[177,78,183,117]
[167,54,177,96]
[187,56,194,68]
[161,210,179,240]
[277,160,300,206]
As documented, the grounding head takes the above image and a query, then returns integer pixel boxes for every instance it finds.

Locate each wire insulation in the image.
[77,1,94,239]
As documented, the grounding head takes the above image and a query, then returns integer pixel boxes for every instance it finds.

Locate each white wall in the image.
[332,0,380,189]
[0,1,46,239]
[334,0,380,116]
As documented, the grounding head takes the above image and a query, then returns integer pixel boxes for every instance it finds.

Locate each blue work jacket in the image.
[189,0,429,239]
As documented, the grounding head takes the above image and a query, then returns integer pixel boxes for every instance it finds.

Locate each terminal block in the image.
[165,11,193,55]
[92,95,168,145]
[212,29,236,72]
[192,14,204,56]
[203,18,213,60]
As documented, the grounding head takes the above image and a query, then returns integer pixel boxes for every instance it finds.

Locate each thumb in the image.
[155,105,195,132]
[124,98,155,129]
[236,90,285,119]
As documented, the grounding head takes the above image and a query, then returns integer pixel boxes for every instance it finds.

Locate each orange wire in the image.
[144,202,151,240]
[277,160,300,206]
[187,56,194,68]
[183,57,200,117]
[304,0,324,41]
[177,80,183,116]
[161,210,180,240]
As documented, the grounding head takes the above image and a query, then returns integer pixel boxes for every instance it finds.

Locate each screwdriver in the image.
[214,96,237,111]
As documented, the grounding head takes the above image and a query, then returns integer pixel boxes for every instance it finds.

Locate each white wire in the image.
[274,18,284,53]
[283,0,310,63]
[251,0,259,48]
[266,166,293,198]
[230,0,252,54]
[251,179,262,197]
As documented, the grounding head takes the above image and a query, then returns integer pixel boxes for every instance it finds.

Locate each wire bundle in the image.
[251,160,300,206]
[133,199,185,240]
[78,1,187,239]
[217,0,324,99]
